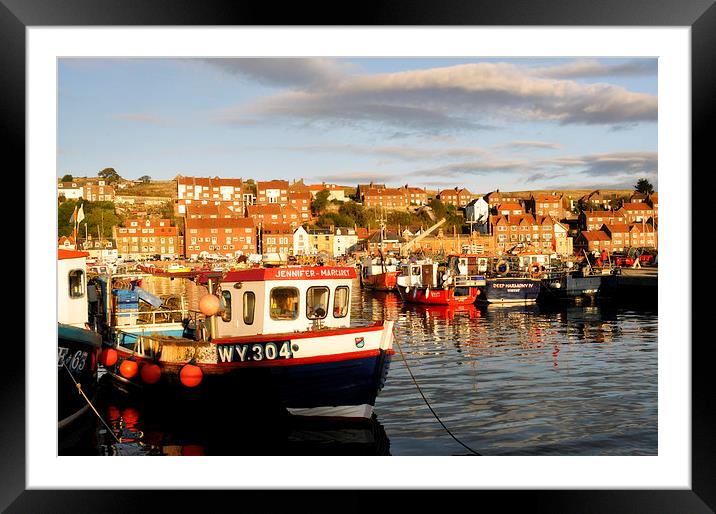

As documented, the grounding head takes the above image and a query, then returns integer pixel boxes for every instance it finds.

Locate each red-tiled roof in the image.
[257,180,289,189]
[622,202,654,211]
[581,231,611,241]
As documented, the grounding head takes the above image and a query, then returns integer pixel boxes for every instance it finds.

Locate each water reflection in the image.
[89,382,391,456]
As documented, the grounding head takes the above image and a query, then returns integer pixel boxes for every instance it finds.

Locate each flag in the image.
[69,205,78,224]
[77,204,85,224]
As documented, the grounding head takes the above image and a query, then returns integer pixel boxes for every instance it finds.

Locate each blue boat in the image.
[476,256,541,304]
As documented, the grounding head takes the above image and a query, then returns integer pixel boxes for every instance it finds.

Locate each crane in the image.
[399,218,447,257]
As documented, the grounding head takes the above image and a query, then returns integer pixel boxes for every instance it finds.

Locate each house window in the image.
[306,286,329,319]
[269,287,299,320]
[68,269,85,298]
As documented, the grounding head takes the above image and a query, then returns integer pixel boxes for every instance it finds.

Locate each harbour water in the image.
[59,275,657,456]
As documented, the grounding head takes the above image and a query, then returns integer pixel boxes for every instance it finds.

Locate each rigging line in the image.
[393,338,481,456]
[62,360,122,444]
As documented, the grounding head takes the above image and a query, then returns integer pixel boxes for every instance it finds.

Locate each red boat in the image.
[359,255,400,291]
[395,256,485,306]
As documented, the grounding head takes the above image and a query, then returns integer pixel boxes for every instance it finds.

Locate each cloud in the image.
[256,143,488,161]
[215,61,657,134]
[409,151,657,180]
[532,59,657,79]
[312,171,406,184]
[495,140,561,150]
[197,58,356,88]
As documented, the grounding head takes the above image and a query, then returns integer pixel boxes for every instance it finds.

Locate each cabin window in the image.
[412,267,421,276]
[68,269,85,298]
[270,287,299,320]
[306,287,329,319]
[243,291,255,325]
[220,290,231,322]
[333,286,349,318]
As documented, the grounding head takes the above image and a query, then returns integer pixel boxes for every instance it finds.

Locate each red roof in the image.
[622,202,653,211]
[581,231,611,241]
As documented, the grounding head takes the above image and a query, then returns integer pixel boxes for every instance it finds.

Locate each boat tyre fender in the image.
[496,260,510,275]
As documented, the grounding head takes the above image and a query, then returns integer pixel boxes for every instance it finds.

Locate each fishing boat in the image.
[395,254,485,305]
[477,256,541,304]
[58,249,102,429]
[97,266,395,420]
[359,254,400,291]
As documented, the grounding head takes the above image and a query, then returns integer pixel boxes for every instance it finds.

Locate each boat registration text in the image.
[217,341,294,363]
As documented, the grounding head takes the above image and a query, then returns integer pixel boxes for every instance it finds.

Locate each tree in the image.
[138,175,152,183]
[98,167,121,184]
[634,178,655,195]
[312,189,331,214]
[61,174,73,182]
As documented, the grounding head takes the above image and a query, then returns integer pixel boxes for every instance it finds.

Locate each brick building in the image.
[438,187,473,207]
[114,218,179,260]
[184,216,256,259]
[363,188,409,210]
[176,176,245,215]
[256,180,289,206]
[246,204,301,228]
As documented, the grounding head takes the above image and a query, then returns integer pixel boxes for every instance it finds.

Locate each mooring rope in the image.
[394,338,481,456]
[62,361,122,444]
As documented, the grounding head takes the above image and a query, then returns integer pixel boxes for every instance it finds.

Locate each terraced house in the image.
[176,175,245,215]
[113,218,179,260]
[184,216,256,260]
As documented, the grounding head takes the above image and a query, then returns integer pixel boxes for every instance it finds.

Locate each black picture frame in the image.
[5,1,709,512]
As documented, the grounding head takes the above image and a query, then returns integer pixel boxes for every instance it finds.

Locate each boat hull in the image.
[397,285,480,306]
[102,322,395,421]
[58,324,102,429]
[478,277,541,304]
[361,271,399,291]
[540,273,603,301]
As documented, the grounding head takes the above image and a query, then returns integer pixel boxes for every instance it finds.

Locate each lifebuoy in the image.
[496,260,510,275]
[530,263,542,278]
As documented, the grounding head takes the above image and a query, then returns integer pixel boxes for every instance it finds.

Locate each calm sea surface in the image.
[59,275,657,457]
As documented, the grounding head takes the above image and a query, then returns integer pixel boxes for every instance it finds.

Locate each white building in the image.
[332,227,358,257]
[292,226,312,256]
[58,182,83,200]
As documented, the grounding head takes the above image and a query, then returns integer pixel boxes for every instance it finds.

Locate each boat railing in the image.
[453,275,487,287]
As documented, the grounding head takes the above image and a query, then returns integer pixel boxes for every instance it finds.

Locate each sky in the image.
[57,57,657,193]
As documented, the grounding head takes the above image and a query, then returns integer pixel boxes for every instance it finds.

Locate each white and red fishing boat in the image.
[98,266,395,420]
[395,254,486,306]
[359,254,400,291]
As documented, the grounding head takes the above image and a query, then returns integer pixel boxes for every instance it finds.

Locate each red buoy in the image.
[179,363,203,388]
[198,294,221,316]
[140,362,162,385]
[119,359,139,379]
[181,444,205,456]
[99,348,118,367]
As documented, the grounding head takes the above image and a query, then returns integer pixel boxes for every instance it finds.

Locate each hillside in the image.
[119,180,177,198]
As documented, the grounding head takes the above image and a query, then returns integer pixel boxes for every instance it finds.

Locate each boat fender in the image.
[530,263,542,278]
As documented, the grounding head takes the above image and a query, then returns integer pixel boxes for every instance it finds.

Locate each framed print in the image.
[5,0,711,512]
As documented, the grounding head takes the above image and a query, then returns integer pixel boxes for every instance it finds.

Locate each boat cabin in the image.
[213,266,356,338]
[58,249,91,328]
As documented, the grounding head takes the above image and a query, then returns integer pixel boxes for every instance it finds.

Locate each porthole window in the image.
[68,269,85,298]
[220,290,231,322]
[270,287,299,320]
[306,287,329,319]
[243,291,255,325]
[333,286,349,318]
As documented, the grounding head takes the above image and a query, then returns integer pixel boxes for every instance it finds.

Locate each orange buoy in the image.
[119,359,139,379]
[179,362,203,388]
[140,362,162,385]
[199,294,221,316]
[99,348,118,367]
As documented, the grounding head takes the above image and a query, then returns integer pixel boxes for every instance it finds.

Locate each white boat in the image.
[98,266,395,420]
[58,249,102,429]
